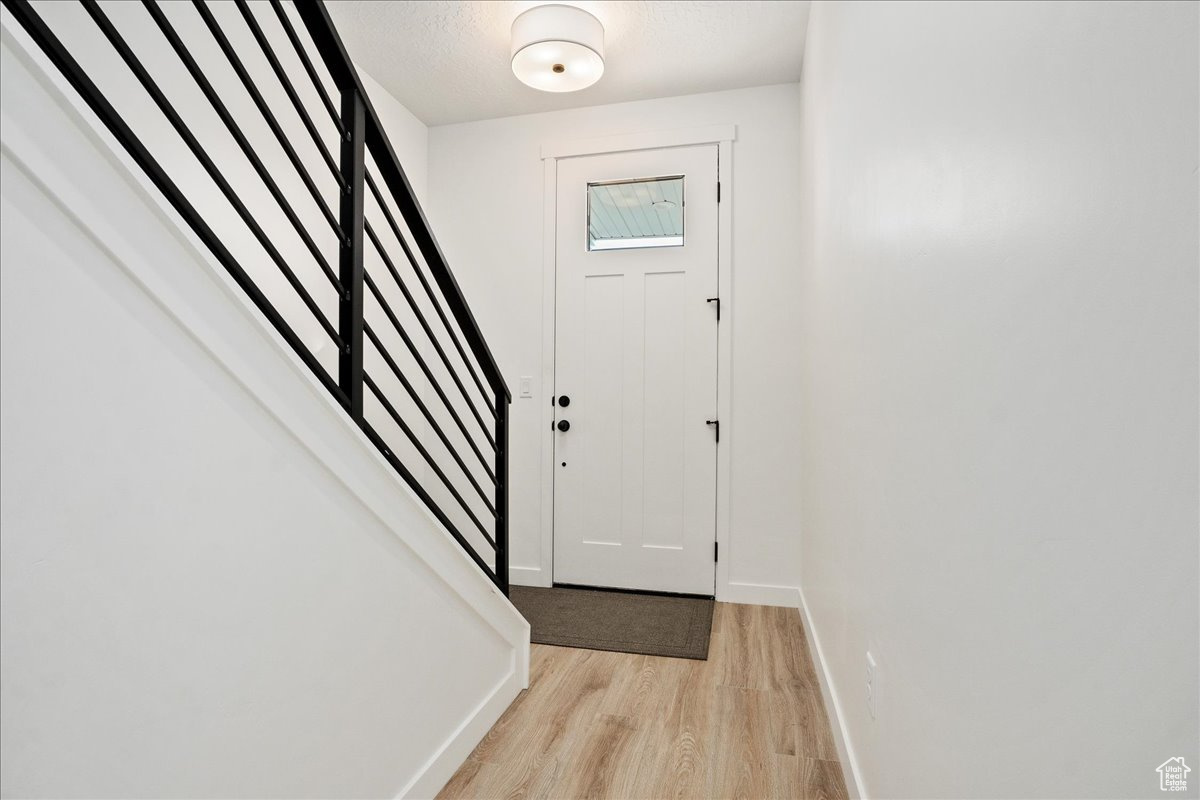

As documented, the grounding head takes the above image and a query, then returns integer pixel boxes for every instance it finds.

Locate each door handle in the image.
[558,395,570,407]
[557,420,571,432]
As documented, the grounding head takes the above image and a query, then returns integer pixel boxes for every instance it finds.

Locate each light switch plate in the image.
[519,376,533,398]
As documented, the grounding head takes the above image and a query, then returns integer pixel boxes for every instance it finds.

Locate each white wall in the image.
[796,2,1199,798]
[359,66,427,204]
[1,19,524,799]
[428,84,805,601]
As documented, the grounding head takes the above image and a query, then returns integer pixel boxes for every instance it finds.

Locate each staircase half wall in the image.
[0,20,528,799]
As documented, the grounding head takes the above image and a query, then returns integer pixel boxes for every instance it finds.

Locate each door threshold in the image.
[552,582,715,601]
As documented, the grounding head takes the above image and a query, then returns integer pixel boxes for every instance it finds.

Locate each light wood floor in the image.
[438,602,850,800]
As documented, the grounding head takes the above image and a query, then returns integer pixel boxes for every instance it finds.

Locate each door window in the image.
[587,176,684,251]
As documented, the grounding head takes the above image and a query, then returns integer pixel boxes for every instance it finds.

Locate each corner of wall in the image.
[797,587,866,800]
[354,64,429,205]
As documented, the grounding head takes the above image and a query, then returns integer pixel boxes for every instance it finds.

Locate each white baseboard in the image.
[399,661,525,799]
[797,587,867,799]
[719,580,801,607]
[509,565,551,587]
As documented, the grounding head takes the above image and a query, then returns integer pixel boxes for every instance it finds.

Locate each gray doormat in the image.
[509,585,714,660]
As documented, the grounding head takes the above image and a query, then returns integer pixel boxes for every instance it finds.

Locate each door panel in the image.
[553,145,718,595]
[642,270,686,550]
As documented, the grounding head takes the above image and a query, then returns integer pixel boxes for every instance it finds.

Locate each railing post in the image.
[338,89,365,418]
[495,391,509,596]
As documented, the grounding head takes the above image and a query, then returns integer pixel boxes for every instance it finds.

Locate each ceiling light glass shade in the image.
[511,4,604,93]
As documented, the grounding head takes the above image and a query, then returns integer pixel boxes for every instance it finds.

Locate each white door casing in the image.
[552,144,719,595]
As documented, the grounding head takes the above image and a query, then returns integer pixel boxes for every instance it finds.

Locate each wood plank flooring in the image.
[438,602,850,800]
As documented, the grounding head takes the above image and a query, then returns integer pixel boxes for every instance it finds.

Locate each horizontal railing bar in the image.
[364,134,509,402]
[358,418,500,579]
[365,220,497,448]
[233,0,347,195]
[292,2,511,403]
[364,170,496,417]
[365,322,499,510]
[267,0,346,140]
[364,372,498,547]
[0,0,348,413]
[191,0,344,242]
[364,272,499,480]
[82,0,342,348]
[144,1,341,294]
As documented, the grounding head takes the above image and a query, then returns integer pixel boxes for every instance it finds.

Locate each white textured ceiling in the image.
[326,1,811,126]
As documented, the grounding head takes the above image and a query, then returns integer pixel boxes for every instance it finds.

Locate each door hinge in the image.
[706,419,720,443]
[717,181,721,203]
[714,541,719,562]
[706,297,720,322]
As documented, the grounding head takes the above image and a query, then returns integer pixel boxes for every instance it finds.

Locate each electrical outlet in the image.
[519,376,533,398]
[866,651,878,720]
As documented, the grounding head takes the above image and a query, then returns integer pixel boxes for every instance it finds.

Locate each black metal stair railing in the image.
[2,0,510,594]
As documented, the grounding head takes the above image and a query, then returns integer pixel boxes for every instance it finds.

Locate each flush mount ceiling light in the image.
[511,4,604,93]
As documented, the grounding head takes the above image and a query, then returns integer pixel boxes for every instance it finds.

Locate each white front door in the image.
[553,144,719,595]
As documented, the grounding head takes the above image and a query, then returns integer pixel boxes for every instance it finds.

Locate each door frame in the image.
[534,124,735,597]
